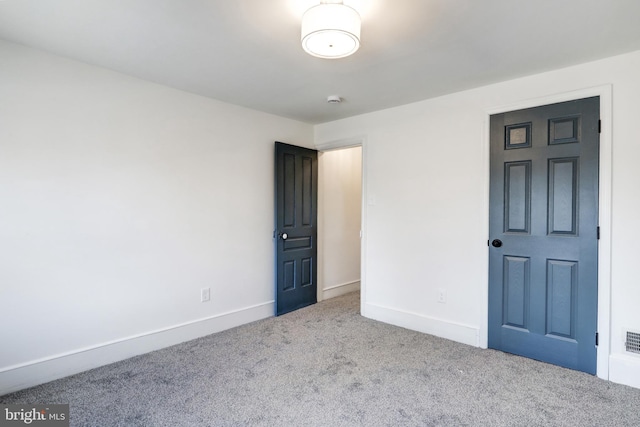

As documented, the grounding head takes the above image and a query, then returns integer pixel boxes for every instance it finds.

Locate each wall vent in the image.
[625,331,640,354]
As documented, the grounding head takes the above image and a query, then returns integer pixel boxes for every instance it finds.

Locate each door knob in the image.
[280,233,288,240]
[491,239,503,248]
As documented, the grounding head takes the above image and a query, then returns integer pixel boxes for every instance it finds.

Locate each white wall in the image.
[3,37,639,394]
[315,50,640,389]
[0,40,313,394]
[318,147,362,300]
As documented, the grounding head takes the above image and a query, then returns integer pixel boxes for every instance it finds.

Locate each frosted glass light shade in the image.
[301,3,361,59]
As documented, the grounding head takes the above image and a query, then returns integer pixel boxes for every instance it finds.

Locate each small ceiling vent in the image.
[625,331,640,354]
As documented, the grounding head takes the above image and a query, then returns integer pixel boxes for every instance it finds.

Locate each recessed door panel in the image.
[503,256,530,330]
[283,236,313,251]
[283,260,296,291]
[548,158,578,235]
[505,123,532,149]
[504,161,531,233]
[546,259,577,339]
[301,258,312,287]
[283,153,296,228]
[302,156,313,227]
[549,116,580,145]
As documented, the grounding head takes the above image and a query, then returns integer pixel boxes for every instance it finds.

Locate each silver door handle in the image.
[280,233,288,240]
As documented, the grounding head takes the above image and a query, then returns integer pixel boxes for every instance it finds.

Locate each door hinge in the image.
[596,332,599,346]
[598,119,602,134]
[597,226,600,240]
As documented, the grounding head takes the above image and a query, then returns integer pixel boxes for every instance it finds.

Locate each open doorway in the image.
[317,146,362,302]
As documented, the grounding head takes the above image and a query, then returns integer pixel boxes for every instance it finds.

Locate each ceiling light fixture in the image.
[301,1,361,59]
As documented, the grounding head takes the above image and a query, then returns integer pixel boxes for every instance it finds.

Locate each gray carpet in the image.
[2,291,640,426]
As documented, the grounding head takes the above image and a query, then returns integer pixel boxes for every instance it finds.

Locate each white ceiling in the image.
[1,0,640,124]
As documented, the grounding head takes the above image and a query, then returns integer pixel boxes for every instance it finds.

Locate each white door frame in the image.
[481,85,613,380]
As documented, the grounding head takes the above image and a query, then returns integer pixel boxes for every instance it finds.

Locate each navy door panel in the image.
[488,97,599,374]
[275,142,318,316]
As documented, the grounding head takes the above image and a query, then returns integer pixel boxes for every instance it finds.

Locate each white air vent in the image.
[625,331,640,354]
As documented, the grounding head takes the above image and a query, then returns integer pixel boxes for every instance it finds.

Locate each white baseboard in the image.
[0,301,274,396]
[322,280,360,300]
[363,302,480,347]
[609,353,640,389]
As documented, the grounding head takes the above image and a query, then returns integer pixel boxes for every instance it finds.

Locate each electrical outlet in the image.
[437,288,447,304]
[201,287,211,303]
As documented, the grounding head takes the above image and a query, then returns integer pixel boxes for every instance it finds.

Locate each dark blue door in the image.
[274,142,318,316]
[488,97,599,374]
